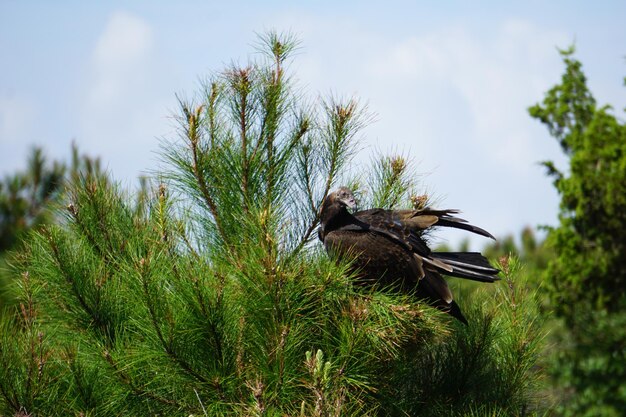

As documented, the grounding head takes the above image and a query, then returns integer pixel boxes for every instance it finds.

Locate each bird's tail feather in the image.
[415,209,495,239]
[436,218,495,239]
[431,252,500,282]
[417,272,469,324]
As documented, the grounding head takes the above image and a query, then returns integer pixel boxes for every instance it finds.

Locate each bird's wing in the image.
[359,208,495,239]
[354,208,500,282]
[354,209,431,255]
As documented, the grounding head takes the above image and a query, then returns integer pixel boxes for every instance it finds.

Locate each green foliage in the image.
[382,257,546,416]
[0,148,64,253]
[0,32,546,416]
[0,145,102,311]
[529,47,626,416]
[0,172,444,416]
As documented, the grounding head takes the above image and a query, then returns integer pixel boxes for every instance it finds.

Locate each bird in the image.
[318,187,500,324]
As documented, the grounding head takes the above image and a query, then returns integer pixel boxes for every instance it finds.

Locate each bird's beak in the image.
[342,197,357,210]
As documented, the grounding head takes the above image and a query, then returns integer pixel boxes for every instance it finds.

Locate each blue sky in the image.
[1,1,625,247]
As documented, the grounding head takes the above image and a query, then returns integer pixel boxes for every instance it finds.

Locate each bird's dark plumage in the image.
[319,187,499,324]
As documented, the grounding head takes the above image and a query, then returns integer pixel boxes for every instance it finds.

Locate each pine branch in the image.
[66,202,107,261]
[102,349,194,412]
[206,82,220,149]
[296,135,318,216]
[152,190,228,393]
[183,102,230,246]
[292,99,366,253]
[229,66,253,213]
[43,228,100,332]
[137,256,211,386]
[0,380,18,413]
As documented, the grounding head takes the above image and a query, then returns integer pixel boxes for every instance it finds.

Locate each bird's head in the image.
[330,187,357,210]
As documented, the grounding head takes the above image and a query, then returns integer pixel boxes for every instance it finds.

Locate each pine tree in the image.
[0,145,102,312]
[0,32,546,416]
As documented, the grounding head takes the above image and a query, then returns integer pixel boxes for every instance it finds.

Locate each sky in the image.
[1,1,625,248]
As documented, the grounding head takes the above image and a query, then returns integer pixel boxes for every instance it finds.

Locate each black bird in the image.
[319,187,500,324]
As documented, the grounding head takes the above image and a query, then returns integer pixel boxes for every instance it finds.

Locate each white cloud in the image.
[78,11,166,181]
[369,19,568,173]
[88,11,154,108]
[278,15,567,171]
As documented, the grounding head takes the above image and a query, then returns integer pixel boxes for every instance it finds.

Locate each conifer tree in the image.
[529,47,626,416]
[0,32,546,416]
[0,145,101,312]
